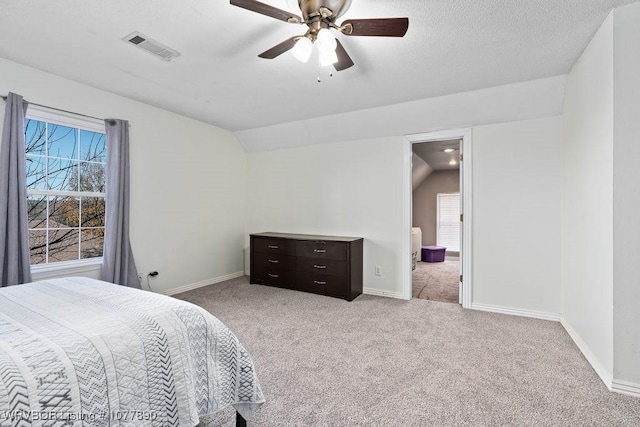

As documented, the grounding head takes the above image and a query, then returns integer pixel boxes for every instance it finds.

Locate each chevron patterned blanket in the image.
[0,277,264,426]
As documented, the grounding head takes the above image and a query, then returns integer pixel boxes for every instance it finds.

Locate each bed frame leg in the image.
[236,411,247,427]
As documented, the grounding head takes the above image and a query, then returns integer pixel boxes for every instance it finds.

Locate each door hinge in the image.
[460,214,463,222]
[460,275,463,283]
[460,154,463,162]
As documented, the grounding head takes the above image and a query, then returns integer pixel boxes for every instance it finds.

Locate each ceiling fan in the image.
[229,0,409,71]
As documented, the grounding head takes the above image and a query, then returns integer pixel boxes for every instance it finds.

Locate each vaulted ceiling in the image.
[413,139,461,171]
[0,0,636,135]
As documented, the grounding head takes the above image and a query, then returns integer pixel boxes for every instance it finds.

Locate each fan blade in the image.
[258,36,300,59]
[334,39,354,71]
[230,0,302,24]
[341,18,409,37]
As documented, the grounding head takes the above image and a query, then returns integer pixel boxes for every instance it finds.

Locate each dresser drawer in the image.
[296,241,347,260]
[253,252,295,272]
[296,273,347,297]
[252,237,294,255]
[252,268,294,288]
[297,258,346,276]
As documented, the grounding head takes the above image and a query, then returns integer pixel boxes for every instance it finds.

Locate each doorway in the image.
[402,129,473,307]
[411,139,461,303]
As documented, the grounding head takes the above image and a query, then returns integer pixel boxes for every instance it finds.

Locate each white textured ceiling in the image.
[0,0,636,134]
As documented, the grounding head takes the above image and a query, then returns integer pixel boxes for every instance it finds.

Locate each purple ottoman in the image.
[422,246,446,263]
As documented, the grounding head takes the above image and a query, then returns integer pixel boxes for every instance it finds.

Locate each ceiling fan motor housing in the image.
[298,0,352,21]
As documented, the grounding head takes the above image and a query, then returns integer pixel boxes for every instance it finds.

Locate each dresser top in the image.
[251,232,363,242]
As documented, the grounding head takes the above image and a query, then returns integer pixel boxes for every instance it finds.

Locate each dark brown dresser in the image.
[250,232,363,301]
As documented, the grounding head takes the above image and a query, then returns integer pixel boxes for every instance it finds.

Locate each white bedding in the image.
[0,277,264,426]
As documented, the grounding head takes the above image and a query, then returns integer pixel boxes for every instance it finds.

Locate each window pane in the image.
[80,130,106,162]
[47,158,78,191]
[25,119,46,156]
[81,228,104,259]
[48,229,79,262]
[79,162,106,193]
[81,197,105,227]
[24,115,106,266]
[29,230,47,264]
[48,124,77,159]
[27,195,47,229]
[49,196,79,228]
[26,155,46,190]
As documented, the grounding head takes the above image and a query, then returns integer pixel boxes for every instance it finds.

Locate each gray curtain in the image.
[0,93,31,287]
[101,119,140,288]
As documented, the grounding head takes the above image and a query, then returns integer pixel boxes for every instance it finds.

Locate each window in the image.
[25,109,106,266]
[436,192,460,252]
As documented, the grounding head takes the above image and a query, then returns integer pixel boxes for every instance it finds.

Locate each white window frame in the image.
[25,106,106,279]
[436,192,461,252]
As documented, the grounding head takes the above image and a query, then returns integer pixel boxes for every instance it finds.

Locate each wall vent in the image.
[122,31,180,61]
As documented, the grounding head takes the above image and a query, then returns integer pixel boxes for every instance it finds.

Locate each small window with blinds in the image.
[436,193,460,252]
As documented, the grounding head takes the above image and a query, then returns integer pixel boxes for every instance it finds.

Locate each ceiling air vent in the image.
[122,31,180,61]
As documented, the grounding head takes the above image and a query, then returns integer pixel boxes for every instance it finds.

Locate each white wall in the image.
[246,116,564,312]
[246,137,406,297]
[561,14,614,382]
[0,58,247,293]
[612,2,640,387]
[473,117,563,316]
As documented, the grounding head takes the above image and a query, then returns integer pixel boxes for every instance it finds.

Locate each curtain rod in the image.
[1,94,104,122]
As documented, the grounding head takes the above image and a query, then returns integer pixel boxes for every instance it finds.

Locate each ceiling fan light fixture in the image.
[292,36,313,62]
[316,28,337,53]
[317,28,338,67]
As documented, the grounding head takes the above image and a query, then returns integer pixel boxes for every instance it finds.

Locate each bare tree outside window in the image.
[25,117,106,264]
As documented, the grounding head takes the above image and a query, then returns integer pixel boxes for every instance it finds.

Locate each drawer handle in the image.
[313,264,327,269]
[268,274,280,278]
[268,245,279,249]
[313,249,326,253]
[268,259,279,264]
[314,280,327,285]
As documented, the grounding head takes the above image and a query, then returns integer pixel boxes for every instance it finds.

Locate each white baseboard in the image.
[560,318,613,389]
[611,379,640,398]
[163,271,245,296]
[363,287,405,300]
[471,302,561,322]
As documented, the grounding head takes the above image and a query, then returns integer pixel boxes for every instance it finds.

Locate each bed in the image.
[0,277,264,426]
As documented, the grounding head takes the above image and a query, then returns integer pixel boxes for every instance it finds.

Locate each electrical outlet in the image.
[375,265,382,276]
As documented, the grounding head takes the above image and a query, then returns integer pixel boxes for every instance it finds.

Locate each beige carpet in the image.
[174,276,640,426]
[413,257,460,303]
